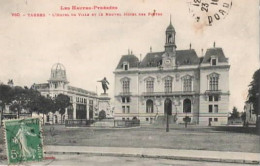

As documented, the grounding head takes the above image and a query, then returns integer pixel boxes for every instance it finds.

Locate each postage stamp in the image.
[187,0,232,26]
[3,118,43,164]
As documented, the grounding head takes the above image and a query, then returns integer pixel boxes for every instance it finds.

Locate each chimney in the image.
[150,46,152,52]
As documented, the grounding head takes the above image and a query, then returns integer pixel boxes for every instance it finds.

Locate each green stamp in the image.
[3,118,43,164]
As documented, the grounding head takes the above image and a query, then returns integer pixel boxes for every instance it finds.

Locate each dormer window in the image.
[211,56,218,66]
[123,62,129,71]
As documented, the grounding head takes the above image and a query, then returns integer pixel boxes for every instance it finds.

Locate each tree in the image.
[0,84,13,126]
[247,68,260,129]
[230,107,240,119]
[54,94,71,118]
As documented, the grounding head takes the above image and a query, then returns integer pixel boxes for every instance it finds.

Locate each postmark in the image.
[3,118,43,164]
[187,0,232,26]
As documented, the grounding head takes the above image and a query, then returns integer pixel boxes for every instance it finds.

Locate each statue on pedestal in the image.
[97,77,109,94]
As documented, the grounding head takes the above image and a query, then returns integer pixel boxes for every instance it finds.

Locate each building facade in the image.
[34,63,112,124]
[114,20,230,126]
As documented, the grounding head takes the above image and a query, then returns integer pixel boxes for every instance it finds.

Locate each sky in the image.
[0,0,259,112]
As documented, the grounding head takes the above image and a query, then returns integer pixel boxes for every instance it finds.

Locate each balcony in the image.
[142,91,196,97]
[119,92,132,96]
[205,90,222,95]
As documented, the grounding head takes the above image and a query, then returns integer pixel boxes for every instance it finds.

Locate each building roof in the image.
[139,52,164,68]
[139,49,200,68]
[67,85,97,96]
[116,55,140,69]
[202,48,228,63]
[166,22,175,33]
[34,83,49,90]
[176,49,200,65]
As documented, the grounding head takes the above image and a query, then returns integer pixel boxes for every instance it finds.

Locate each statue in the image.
[98,77,109,94]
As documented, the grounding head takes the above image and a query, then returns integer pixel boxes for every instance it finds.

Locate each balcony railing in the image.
[205,90,222,94]
[119,92,132,96]
[142,91,196,97]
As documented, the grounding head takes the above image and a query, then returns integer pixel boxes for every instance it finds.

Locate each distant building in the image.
[114,19,230,125]
[34,63,112,124]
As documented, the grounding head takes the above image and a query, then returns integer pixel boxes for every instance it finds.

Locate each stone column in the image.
[73,103,77,119]
[86,98,89,120]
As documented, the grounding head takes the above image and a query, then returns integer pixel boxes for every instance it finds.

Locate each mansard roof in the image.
[116,54,139,69]
[202,47,228,63]
[139,52,164,68]
[176,49,200,65]
[139,49,200,68]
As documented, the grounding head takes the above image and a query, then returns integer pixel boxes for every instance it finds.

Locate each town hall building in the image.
[114,20,230,126]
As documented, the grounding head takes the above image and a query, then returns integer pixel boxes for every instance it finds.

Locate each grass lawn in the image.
[41,124,260,153]
[0,124,259,160]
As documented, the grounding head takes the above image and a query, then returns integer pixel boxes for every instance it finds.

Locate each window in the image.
[127,106,130,113]
[146,99,154,113]
[122,106,125,113]
[211,58,217,66]
[146,80,154,93]
[146,118,149,121]
[209,105,213,113]
[122,97,130,103]
[214,105,218,113]
[209,75,219,91]
[209,95,219,101]
[183,99,191,113]
[183,77,192,92]
[122,118,125,121]
[214,118,218,122]
[123,62,129,71]
[164,78,172,93]
[122,80,130,93]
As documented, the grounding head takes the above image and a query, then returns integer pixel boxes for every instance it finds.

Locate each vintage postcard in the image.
[0,0,259,165]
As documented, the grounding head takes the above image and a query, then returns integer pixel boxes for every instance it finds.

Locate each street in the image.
[5,154,254,166]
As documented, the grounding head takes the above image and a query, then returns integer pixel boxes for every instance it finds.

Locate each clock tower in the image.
[162,17,176,69]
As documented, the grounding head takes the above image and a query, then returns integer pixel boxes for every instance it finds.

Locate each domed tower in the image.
[165,16,176,53]
[48,63,69,90]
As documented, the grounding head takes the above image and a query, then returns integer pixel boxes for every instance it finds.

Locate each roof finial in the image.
[170,14,172,25]
[150,46,152,52]
[201,49,204,56]
[213,41,216,48]
[128,49,130,55]
[140,54,142,62]
[189,43,192,50]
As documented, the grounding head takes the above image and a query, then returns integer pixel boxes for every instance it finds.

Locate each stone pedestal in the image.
[98,93,112,118]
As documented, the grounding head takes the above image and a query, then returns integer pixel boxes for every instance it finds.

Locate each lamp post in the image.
[166,111,169,132]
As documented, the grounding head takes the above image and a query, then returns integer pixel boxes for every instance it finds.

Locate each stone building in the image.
[34,63,112,124]
[114,20,230,125]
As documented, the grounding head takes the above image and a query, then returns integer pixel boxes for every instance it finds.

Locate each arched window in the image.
[146,99,154,113]
[183,99,191,113]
